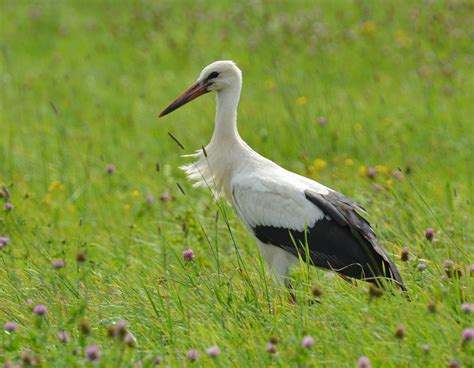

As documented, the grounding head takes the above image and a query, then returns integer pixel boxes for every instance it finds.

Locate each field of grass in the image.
[0,0,473,366]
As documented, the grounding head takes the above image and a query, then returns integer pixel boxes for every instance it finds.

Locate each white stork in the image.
[159,60,405,291]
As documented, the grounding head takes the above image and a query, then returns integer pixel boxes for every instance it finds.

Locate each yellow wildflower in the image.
[375,165,389,175]
[309,159,327,174]
[296,96,308,106]
[68,204,77,213]
[123,204,131,211]
[48,180,61,192]
[345,159,354,167]
[395,31,412,48]
[385,179,393,188]
[355,123,363,132]
[358,165,367,176]
[265,80,275,91]
[131,190,140,198]
[360,20,377,35]
[43,193,52,205]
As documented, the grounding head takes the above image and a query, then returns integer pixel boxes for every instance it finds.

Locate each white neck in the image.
[210,81,242,146]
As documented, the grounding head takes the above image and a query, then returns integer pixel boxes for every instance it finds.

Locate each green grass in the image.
[0,0,473,366]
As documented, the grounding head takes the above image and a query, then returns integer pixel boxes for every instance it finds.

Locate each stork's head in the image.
[159,60,241,117]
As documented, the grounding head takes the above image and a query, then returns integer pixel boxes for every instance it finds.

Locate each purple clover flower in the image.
[466,264,474,277]
[266,342,277,354]
[160,190,170,202]
[58,331,70,343]
[186,349,199,362]
[366,167,377,179]
[33,304,47,316]
[318,116,327,127]
[448,359,461,368]
[3,322,17,332]
[444,259,454,267]
[106,164,115,175]
[0,237,9,247]
[392,170,403,180]
[425,227,434,241]
[357,356,372,368]
[153,355,162,365]
[301,335,315,348]
[4,203,13,211]
[52,259,64,269]
[183,249,194,262]
[416,263,426,271]
[206,346,220,357]
[461,303,473,314]
[462,328,474,344]
[85,344,100,362]
[146,194,155,205]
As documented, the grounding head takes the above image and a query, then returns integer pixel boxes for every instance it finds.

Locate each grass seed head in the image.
[269,336,279,344]
[401,247,409,262]
[107,324,118,338]
[427,302,437,313]
[311,285,322,297]
[76,252,86,263]
[80,318,91,335]
[369,285,383,298]
[395,324,406,339]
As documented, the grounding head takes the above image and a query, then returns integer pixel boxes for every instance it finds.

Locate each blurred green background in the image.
[0,1,472,367]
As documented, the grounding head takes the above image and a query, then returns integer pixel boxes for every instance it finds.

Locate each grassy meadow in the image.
[0,0,473,366]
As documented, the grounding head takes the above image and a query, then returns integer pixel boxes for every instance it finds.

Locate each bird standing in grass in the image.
[159,60,405,291]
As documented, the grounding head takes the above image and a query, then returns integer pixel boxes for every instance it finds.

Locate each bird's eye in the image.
[207,71,219,80]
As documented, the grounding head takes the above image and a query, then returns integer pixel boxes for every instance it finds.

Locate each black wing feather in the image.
[253,189,405,290]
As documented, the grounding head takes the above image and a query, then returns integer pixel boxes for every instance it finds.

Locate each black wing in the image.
[253,189,406,290]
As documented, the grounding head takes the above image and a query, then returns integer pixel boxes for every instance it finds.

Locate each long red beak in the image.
[159,81,210,117]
